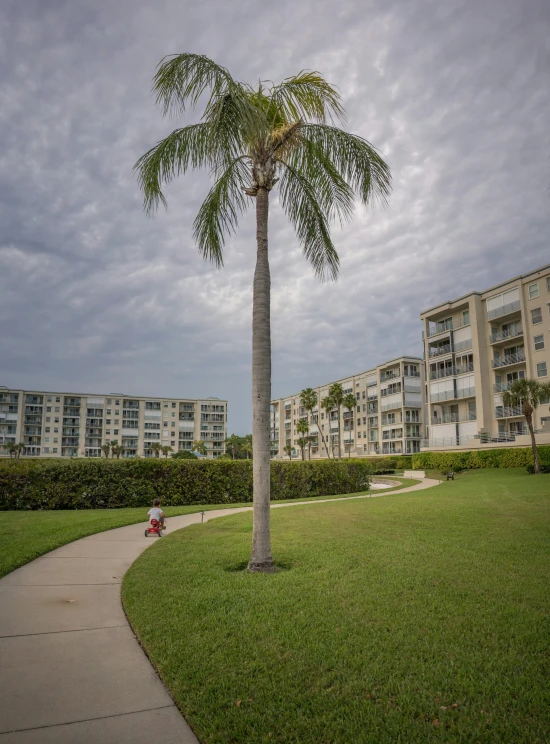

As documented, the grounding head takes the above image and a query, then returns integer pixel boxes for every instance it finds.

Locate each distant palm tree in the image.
[224,434,240,459]
[161,445,173,458]
[300,388,318,460]
[502,379,550,474]
[150,442,162,458]
[342,392,357,458]
[296,418,310,460]
[320,395,334,459]
[328,383,344,459]
[101,443,110,458]
[242,441,253,459]
[4,442,17,459]
[135,53,391,571]
[283,444,293,460]
[296,437,308,460]
[110,440,120,458]
[193,440,208,457]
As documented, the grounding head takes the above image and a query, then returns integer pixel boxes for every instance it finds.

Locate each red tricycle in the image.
[144,518,164,538]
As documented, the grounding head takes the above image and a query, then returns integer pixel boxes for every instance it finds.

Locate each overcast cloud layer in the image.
[1,0,549,433]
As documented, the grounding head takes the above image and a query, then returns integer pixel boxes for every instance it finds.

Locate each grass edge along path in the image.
[123,469,550,744]
[0,477,418,579]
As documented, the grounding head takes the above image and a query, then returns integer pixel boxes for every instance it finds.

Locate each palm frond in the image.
[192,156,251,267]
[278,163,339,282]
[300,124,392,207]
[153,53,237,117]
[270,71,345,124]
[282,133,355,225]
[134,124,215,214]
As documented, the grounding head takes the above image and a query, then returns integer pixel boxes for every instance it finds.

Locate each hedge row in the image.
[0,458,372,510]
[412,445,550,472]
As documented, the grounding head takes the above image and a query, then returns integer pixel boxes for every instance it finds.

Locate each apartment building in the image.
[420,264,550,450]
[0,388,227,458]
[271,356,426,460]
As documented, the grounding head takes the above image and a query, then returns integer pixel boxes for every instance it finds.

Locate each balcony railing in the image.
[492,350,526,368]
[430,386,476,403]
[454,338,473,353]
[430,366,456,380]
[495,406,523,419]
[380,386,401,396]
[433,411,477,424]
[381,399,402,411]
[489,323,523,344]
[493,381,514,393]
[487,299,521,321]
[380,371,400,382]
[429,344,452,358]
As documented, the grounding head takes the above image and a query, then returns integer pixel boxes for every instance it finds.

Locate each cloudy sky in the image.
[1,0,548,434]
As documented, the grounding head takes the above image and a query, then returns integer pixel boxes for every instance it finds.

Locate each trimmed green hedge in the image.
[412,446,550,472]
[0,459,372,510]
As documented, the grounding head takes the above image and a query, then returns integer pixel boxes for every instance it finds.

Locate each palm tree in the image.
[296,418,310,460]
[161,445,173,458]
[150,441,162,458]
[342,392,357,458]
[110,440,120,458]
[300,388,318,460]
[193,439,208,457]
[5,442,17,459]
[224,433,240,459]
[296,437,308,460]
[135,54,391,571]
[320,395,334,459]
[101,443,110,458]
[283,444,293,460]
[242,441,253,459]
[502,379,550,474]
[328,383,344,460]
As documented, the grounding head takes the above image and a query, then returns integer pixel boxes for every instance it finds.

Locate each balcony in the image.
[63,407,81,417]
[381,400,402,411]
[430,386,476,403]
[380,386,401,396]
[487,299,521,321]
[492,350,526,369]
[25,396,43,405]
[123,401,140,410]
[493,381,514,393]
[427,314,470,338]
[433,411,476,424]
[380,371,400,382]
[495,406,523,419]
[454,338,473,353]
[489,323,523,344]
[64,398,81,406]
[429,344,452,358]
[25,406,43,415]
[430,366,457,380]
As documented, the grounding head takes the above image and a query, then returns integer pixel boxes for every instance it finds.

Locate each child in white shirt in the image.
[147,499,166,529]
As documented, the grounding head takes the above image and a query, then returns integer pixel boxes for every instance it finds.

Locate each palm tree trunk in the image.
[526,413,539,474]
[248,187,275,572]
[337,407,342,460]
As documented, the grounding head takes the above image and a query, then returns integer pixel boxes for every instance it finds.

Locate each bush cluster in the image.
[412,445,550,472]
[0,458,372,510]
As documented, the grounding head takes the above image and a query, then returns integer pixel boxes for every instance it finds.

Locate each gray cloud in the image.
[1,0,549,433]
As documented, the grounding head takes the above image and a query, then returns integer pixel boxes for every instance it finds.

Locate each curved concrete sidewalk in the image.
[0,477,439,743]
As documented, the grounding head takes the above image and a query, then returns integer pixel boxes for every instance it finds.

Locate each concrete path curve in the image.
[0,477,439,743]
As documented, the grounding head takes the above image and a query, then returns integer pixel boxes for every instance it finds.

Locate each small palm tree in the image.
[101,443,110,458]
[342,392,357,458]
[193,439,208,457]
[300,388,318,460]
[135,54,391,571]
[5,442,17,459]
[328,383,344,460]
[296,418,310,460]
[242,441,253,460]
[320,395,334,459]
[502,379,550,473]
[224,433,240,459]
[110,440,120,458]
[161,445,173,458]
[150,441,162,458]
[296,437,308,460]
[283,444,293,460]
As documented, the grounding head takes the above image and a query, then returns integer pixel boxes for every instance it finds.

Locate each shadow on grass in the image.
[224,559,294,573]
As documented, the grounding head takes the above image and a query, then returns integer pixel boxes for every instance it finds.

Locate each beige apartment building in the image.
[420,264,550,450]
[0,388,227,458]
[271,356,426,460]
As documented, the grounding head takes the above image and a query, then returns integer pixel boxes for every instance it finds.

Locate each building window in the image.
[53,437,58,443]
[528,282,539,299]
[46,417,51,423]
[107,409,112,414]
[531,307,542,324]
[106,429,111,435]
[537,362,547,378]
[47,397,52,402]
[107,399,112,404]
[54,417,59,423]
[45,427,50,433]
[172,402,176,408]
[44,447,50,453]
[114,419,119,424]
[115,410,119,415]
[106,419,111,424]
[45,437,50,443]
[55,406,60,412]
[53,448,58,453]
[534,335,545,351]
[171,441,175,446]
[46,406,51,412]
[114,429,119,435]
[172,412,176,417]
[164,403,168,408]
[54,427,58,433]
[171,422,175,427]
[56,397,60,402]
[115,400,120,405]
[547,277,550,292]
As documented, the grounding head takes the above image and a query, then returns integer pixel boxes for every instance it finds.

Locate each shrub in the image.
[412,445,550,472]
[171,450,198,459]
[526,463,550,474]
[0,458,372,510]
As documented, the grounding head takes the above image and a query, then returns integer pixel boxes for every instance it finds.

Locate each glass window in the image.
[537,362,547,378]
[53,437,58,443]
[164,403,168,408]
[47,397,52,402]
[45,427,50,433]
[55,406,60,412]
[171,412,175,417]
[531,308,542,324]
[115,400,120,405]
[114,429,119,435]
[54,417,59,423]
[547,277,550,292]
[115,410,119,415]
[106,409,111,414]
[46,406,51,412]
[528,282,539,299]
[106,419,111,424]
[46,417,51,423]
[53,448,58,453]
[534,335,545,351]
[106,429,110,435]
[114,419,119,425]
[44,437,50,443]
[56,397,60,403]
[172,402,176,408]
[54,427,58,433]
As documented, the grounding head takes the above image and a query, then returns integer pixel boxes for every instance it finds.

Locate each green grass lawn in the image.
[123,469,550,744]
[0,477,415,579]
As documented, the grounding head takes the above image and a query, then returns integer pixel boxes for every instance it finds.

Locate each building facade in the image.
[0,388,227,458]
[420,264,550,450]
[271,356,426,459]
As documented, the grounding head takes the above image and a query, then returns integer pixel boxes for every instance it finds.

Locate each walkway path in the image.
[0,478,439,743]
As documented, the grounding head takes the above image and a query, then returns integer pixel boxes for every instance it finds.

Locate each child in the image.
[147,499,166,530]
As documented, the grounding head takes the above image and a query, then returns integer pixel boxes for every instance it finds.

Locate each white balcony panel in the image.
[453,326,471,344]
[458,421,477,437]
[430,379,454,396]
[179,421,195,430]
[456,374,475,391]
[87,397,105,406]
[144,411,161,420]
[6,413,18,422]
[431,423,456,439]
[122,428,139,437]
[309,424,319,434]
[404,393,422,406]
[383,393,402,407]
